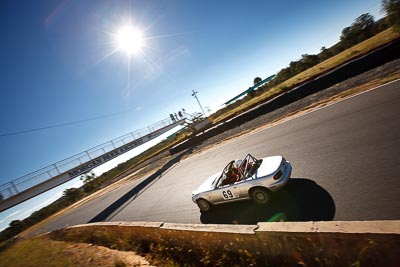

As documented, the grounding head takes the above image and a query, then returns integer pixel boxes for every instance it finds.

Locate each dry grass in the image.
[48,225,261,267]
[213,28,400,124]
[0,236,153,267]
[280,28,400,88]
[45,224,399,267]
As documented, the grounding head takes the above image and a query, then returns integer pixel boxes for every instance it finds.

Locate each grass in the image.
[0,236,149,267]
[0,237,74,267]
[212,28,400,124]
[45,224,399,267]
[48,225,261,266]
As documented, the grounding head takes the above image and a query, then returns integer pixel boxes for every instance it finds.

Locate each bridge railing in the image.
[0,117,181,201]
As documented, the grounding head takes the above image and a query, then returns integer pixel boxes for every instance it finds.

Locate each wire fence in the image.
[0,117,183,202]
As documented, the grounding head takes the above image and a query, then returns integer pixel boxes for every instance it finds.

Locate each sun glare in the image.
[115,25,144,55]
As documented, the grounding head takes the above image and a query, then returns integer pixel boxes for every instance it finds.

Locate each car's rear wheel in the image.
[250,188,271,205]
[197,199,211,212]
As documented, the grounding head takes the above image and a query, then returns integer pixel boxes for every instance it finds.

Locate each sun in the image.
[115,25,144,55]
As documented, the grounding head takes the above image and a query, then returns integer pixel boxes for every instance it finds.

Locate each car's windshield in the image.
[214,161,235,188]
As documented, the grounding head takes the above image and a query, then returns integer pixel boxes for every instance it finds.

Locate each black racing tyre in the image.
[197,199,211,212]
[250,188,271,205]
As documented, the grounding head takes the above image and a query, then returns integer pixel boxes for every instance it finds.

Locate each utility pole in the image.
[191,90,206,115]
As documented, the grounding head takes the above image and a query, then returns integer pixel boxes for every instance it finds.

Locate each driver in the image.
[222,161,240,186]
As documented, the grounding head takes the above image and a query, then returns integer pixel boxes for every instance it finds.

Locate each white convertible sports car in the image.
[192,153,292,212]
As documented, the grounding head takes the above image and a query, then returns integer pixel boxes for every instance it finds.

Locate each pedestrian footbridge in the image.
[0,117,186,212]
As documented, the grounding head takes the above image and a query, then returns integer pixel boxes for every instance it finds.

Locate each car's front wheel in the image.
[250,188,271,205]
[197,199,211,212]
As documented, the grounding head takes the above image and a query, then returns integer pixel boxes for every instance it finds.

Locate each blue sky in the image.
[0,0,383,230]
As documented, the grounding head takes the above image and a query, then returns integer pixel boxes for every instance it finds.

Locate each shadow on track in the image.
[89,148,194,223]
[200,178,335,224]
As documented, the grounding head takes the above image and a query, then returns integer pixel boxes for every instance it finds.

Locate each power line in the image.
[0,108,137,137]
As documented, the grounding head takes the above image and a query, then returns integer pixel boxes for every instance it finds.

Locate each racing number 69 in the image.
[222,190,234,199]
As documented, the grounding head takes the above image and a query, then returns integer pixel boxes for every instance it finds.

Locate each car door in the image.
[213,183,241,203]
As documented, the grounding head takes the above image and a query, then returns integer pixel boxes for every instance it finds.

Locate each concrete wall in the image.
[49,221,400,266]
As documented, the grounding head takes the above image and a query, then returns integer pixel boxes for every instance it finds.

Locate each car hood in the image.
[192,172,220,195]
[257,156,283,177]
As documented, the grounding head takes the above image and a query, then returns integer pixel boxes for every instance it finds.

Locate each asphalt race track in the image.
[30,80,400,235]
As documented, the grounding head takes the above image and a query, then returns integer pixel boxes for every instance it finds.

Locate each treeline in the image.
[271,14,386,86]
[212,0,400,120]
[0,187,87,243]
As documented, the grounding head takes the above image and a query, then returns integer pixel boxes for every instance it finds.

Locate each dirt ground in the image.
[40,241,154,267]
[0,236,154,267]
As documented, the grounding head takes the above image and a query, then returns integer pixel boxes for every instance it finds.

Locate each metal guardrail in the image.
[0,117,183,202]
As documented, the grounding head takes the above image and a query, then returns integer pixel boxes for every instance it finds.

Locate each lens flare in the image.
[115,25,144,55]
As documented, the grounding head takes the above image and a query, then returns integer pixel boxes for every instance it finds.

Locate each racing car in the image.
[192,153,292,212]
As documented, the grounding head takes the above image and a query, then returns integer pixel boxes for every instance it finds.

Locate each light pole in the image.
[191,90,206,116]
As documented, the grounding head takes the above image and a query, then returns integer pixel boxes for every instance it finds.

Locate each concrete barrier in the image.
[49,220,400,266]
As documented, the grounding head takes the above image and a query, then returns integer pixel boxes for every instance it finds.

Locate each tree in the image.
[81,171,99,193]
[354,13,375,32]
[80,171,96,184]
[340,13,375,45]
[319,46,332,60]
[63,188,83,203]
[382,0,400,31]
[9,220,25,232]
[253,77,262,85]
[301,54,320,68]
[274,67,292,83]
[340,26,352,43]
